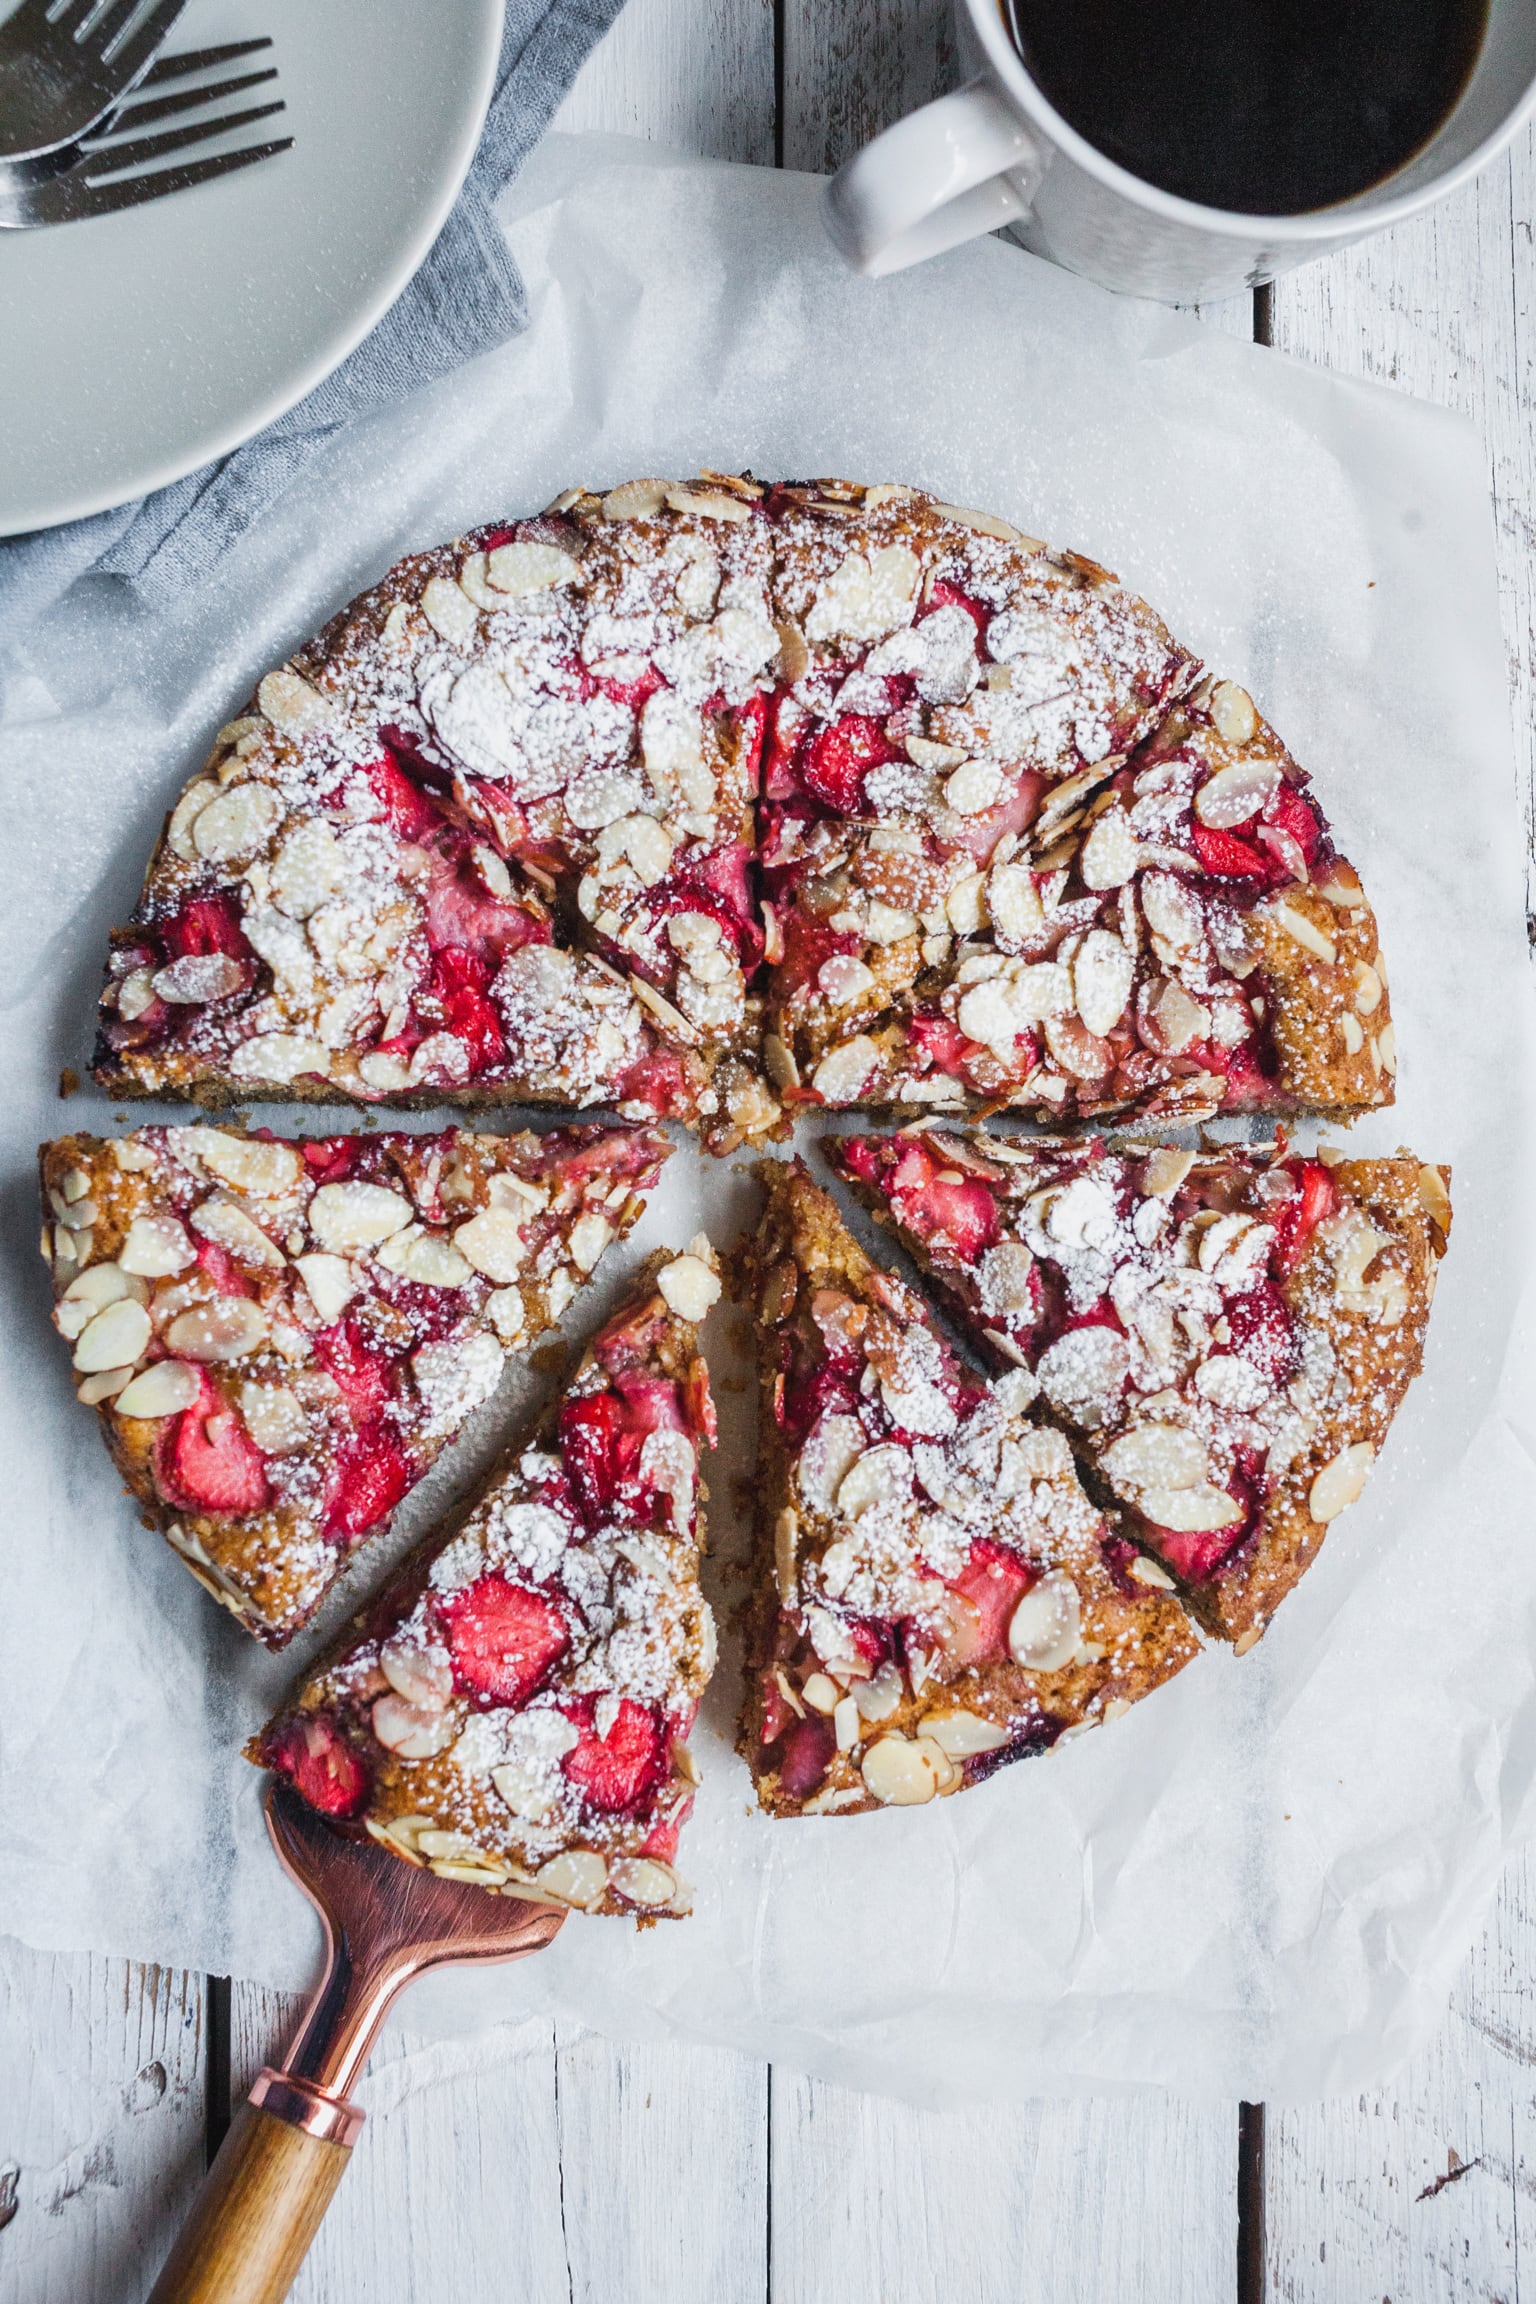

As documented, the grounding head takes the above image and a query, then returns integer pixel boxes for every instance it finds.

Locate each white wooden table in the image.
[6,4,1536,2296]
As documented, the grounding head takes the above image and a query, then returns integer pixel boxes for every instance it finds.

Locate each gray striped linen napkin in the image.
[0,0,624,641]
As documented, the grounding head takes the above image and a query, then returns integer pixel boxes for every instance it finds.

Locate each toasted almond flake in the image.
[1195,757,1281,828]
[1143,1147,1195,1197]
[295,1252,357,1322]
[258,668,335,735]
[833,1696,862,1751]
[1008,1571,1081,1671]
[72,1296,153,1374]
[860,1734,946,1806]
[1377,1020,1397,1075]
[920,1709,1009,1757]
[230,1033,330,1085]
[665,483,753,524]
[421,574,479,646]
[485,540,582,594]
[763,1032,801,1090]
[610,1858,678,1908]
[658,1251,721,1322]
[534,1850,609,1909]
[1269,899,1337,964]
[602,478,670,522]
[165,1297,268,1363]
[239,1381,308,1452]
[928,501,1022,542]
[1417,1165,1452,1232]
[774,1507,799,1603]
[567,1211,614,1274]
[811,1035,881,1103]
[1352,959,1383,1015]
[192,1196,285,1269]
[1309,1441,1375,1523]
[308,1181,414,1254]
[372,1693,456,1760]
[1315,864,1367,908]
[192,1132,303,1195]
[1128,1555,1177,1590]
[630,974,698,1042]
[1078,808,1140,890]
[1208,681,1259,744]
[452,1205,527,1283]
[78,1367,135,1405]
[168,779,220,858]
[944,760,1004,816]
[801,1672,839,1715]
[1340,1011,1364,1054]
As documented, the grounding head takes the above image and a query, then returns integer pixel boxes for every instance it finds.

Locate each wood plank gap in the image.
[773,0,786,169]
[552,2034,576,2304]
[1253,283,1274,347]
[1237,2101,1266,2304]
[764,2064,774,2304]
[203,1974,231,2169]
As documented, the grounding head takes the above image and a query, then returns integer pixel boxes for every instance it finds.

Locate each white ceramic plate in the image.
[0,0,503,535]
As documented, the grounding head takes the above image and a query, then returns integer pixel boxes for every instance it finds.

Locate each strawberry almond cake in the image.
[252,1243,722,1917]
[834,1127,1451,1645]
[89,475,1392,1145]
[736,1159,1199,1815]
[40,1120,668,1644]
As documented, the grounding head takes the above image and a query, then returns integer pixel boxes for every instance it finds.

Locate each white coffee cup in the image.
[825,0,1536,304]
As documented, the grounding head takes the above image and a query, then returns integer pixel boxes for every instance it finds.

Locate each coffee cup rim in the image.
[969,0,1536,242]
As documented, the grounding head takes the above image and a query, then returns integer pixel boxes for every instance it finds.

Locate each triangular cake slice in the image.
[834,1128,1451,1645]
[41,1120,669,1645]
[92,483,782,1153]
[768,646,1395,1129]
[252,1243,722,1920]
[737,1158,1198,1817]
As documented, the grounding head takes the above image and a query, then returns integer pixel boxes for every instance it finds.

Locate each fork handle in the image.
[145,2077,361,2304]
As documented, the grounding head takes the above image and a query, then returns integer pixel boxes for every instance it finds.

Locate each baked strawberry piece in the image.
[835,1128,1451,1645]
[92,477,783,1154]
[773,649,1396,1126]
[252,1243,722,1919]
[40,1121,669,1645]
[737,1159,1199,1817]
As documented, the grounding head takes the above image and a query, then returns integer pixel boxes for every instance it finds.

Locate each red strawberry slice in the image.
[322,1425,413,1543]
[1150,1521,1249,1585]
[927,578,989,639]
[593,660,664,712]
[1271,1159,1338,1275]
[157,1384,270,1517]
[160,891,254,964]
[1191,820,1277,882]
[194,1239,258,1297]
[1264,783,1322,864]
[610,1041,698,1120]
[778,907,861,1000]
[1225,1282,1298,1386]
[931,1540,1035,1669]
[424,946,506,1075]
[799,713,896,813]
[363,749,442,842]
[774,1711,835,1801]
[562,1697,664,1813]
[313,1320,394,1426]
[560,1392,635,1523]
[638,1812,684,1863]
[300,1136,363,1184]
[267,1713,370,1818]
[439,1574,569,1706]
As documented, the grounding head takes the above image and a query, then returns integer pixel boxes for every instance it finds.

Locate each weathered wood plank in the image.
[771,2076,1238,2303]
[231,1986,770,2303]
[781,0,956,174]
[554,0,776,167]
[0,1942,205,2304]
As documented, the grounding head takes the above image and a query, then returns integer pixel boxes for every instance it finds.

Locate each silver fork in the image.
[0,0,191,162]
[0,39,292,228]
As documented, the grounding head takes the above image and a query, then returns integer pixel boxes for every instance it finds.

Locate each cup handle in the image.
[823,80,1045,278]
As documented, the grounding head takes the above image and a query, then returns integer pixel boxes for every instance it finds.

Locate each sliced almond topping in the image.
[1007,1570,1081,1672]
[371,1694,456,1760]
[1208,681,1259,744]
[609,1858,678,1908]
[928,502,1023,542]
[1128,1555,1177,1590]
[78,1367,136,1406]
[1078,808,1140,890]
[602,478,669,523]
[1268,899,1337,964]
[534,1850,609,1909]
[1308,1441,1374,1523]
[801,1672,839,1715]
[165,1297,268,1363]
[421,574,479,647]
[485,540,582,594]
[192,1132,303,1196]
[1142,1147,1195,1197]
[811,1035,881,1103]
[657,1250,721,1322]
[1195,757,1281,827]
[919,1709,1009,1757]
[295,1252,357,1323]
[192,782,282,865]
[1417,1165,1452,1233]
[452,1205,528,1284]
[72,1296,153,1374]
[1352,959,1383,1015]
[257,668,335,736]
[308,1181,414,1254]
[664,485,749,523]
[860,1734,945,1806]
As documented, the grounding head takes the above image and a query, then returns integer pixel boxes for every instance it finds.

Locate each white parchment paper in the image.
[3,136,1535,2103]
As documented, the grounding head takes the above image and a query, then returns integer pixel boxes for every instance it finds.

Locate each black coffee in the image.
[1005,0,1488,215]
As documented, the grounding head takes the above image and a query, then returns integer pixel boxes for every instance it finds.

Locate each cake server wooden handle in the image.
[145,2072,362,2304]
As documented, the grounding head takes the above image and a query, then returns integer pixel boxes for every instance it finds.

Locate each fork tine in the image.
[106,66,277,135]
[56,134,292,219]
[99,0,190,76]
[140,36,272,86]
[83,98,285,178]
[77,0,136,52]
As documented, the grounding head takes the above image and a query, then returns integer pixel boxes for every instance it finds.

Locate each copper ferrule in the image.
[249,2067,366,2149]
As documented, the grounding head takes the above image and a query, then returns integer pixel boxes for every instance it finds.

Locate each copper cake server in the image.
[146,1779,565,2304]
